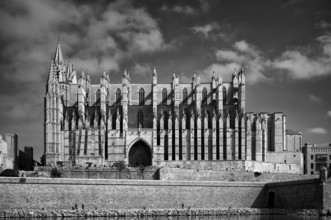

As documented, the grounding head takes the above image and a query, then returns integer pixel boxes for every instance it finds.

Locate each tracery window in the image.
[139,88,145,105]
[202,87,207,105]
[96,89,101,106]
[223,87,227,105]
[183,88,188,105]
[115,88,121,106]
[162,88,167,105]
[137,110,143,128]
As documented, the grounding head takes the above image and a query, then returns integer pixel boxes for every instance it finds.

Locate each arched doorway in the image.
[128,140,152,167]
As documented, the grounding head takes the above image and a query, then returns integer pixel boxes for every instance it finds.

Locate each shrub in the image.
[51,167,62,178]
[0,169,19,177]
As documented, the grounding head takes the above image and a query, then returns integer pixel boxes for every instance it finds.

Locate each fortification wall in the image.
[266,179,323,209]
[160,167,317,182]
[0,177,266,211]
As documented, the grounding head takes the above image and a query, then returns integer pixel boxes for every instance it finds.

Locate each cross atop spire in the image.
[54,38,64,66]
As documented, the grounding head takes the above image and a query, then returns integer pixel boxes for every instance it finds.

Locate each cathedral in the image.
[44,41,303,173]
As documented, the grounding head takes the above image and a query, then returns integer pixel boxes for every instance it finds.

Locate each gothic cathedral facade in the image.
[44,42,303,173]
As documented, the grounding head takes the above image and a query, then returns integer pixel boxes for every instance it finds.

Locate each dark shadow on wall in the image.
[251,185,268,208]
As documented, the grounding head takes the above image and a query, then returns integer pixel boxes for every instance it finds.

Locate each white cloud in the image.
[327,111,331,117]
[132,64,152,76]
[161,5,197,15]
[202,40,268,84]
[306,127,328,135]
[201,32,331,84]
[309,94,321,103]
[191,23,220,39]
[270,34,331,79]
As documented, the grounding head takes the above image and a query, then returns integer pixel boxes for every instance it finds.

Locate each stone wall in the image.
[266,179,323,209]
[1,177,330,211]
[0,177,266,211]
[35,166,158,180]
[160,167,317,182]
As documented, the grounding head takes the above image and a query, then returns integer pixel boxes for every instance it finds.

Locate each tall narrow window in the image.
[139,88,145,105]
[162,88,167,105]
[137,110,143,128]
[208,111,212,129]
[202,87,207,105]
[223,87,227,105]
[96,89,101,106]
[116,88,121,106]
[183,88,188,105]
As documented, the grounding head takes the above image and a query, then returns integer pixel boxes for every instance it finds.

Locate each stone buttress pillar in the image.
[203,114,209,160]
[181,113,187,160]
[175,115,180,160]
[240,114,246,160]
[212,113,217,160]
[234,112,239,160]
[246,116,252,160]
[168,114,173,160]
[190,114,195,160]
[197,115,202,160]
[225,113,232,160]
[255,117,263,161]
[218,113,224,160]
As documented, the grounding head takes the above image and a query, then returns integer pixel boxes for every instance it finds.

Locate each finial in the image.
[153,67,157,76]
[172,71,176,79]
[123,68,128,77]
[103,71,107,78]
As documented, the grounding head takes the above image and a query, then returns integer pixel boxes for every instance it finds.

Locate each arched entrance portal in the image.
[128,140,152,167]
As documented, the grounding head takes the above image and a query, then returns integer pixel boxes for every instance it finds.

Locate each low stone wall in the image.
[0,208,325,218]
[162,160,302,174]
[34,166,158,180]
[160,167,318,182]
[0,177,266,211]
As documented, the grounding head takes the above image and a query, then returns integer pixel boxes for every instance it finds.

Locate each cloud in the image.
[270,34,331,79]
[202,40,268,84]
[315,21,331,29]
[327,111,331,117]
[191,23,220,39]
[309,94,321,103]
[161,5,197,15]
[0,0,169,126]
[132,64,152,76]
[201,32,331,84]
[306,127,328,135]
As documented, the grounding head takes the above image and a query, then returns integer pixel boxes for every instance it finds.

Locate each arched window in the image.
[139,88,145,105]
[202,87,207,105]
[137,110,143,128]
[208,111,212,129]
[183,88,188,105]
[96,89,101,106]
[115,88,121,106]
[223,87,227,105]
[162,88,167,105]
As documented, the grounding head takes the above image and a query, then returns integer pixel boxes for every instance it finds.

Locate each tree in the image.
[112,160,126,179]
[40,154,46,166]
[51,167,62,178]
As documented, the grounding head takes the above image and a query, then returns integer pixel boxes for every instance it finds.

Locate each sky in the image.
[0,0,331,161]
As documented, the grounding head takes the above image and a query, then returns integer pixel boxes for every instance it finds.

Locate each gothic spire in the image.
[47,58,56,84]
[54,38,64,66]
[153,67,157,76]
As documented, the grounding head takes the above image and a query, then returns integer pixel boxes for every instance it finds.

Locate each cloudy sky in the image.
[0,0,331,160]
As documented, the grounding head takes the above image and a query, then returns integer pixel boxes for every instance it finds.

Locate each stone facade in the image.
[44,41,303,173]
[302,143,331,175]
[0,133,18,170]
